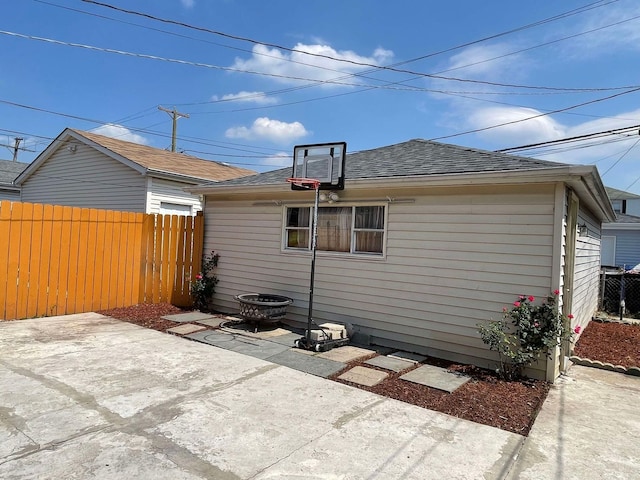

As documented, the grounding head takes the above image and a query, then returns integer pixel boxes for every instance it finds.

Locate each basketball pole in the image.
[306,182,320,346]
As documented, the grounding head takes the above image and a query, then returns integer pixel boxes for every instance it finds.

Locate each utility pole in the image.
[158,106,189,152]
[0,137,34,162]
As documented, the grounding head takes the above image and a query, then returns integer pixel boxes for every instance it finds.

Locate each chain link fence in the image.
[600,271,640,318]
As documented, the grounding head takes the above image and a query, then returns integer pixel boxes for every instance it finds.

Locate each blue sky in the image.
[2,0,640,194]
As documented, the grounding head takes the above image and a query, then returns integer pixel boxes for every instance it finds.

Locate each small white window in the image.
[159,202,192,216]
[284,205,385,256]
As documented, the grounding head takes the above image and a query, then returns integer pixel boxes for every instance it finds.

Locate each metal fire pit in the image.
[234,293,293,332]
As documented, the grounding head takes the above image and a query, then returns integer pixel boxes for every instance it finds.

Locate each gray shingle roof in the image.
[613,213,640,223]
[0,159,28,184]
[207,139,570,187]
[605,186,640,200]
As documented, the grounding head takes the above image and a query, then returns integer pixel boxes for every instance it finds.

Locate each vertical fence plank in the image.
[152,214,163,303]
[128,213,144,307]
[91,209,107,312]
[0,201,14,319]
[5,202,23,320]
[101,210,115,311]
[173,215,187,306]
[84,209,99,311]
[108,211,122,309]
[159,214,171,303]
[16,203,34,320]
[25,203,44,318]
[47,206,64,317]
[141,214,155,304]
[65,207,83,315]
[165,215,179,304]
[115,211,129,307]
[74,208,91,313]
[35,204,54,317]
[56,205,74,316]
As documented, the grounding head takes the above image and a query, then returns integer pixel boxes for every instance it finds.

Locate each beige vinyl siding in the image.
[203,184,556,375]
[20,142,146,211]
[147,177,203,214]
[571,206,602,334]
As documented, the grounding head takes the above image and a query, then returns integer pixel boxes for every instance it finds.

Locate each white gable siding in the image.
[20,142,146,211]
[203,184,556,376]
[571,206,601,335]
[146,177,203,215]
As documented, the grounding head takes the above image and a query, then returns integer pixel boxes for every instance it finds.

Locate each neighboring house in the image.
[190,139,615,381]
[601,186,640,268]
[0,159,26,201]
[14,128,255,214]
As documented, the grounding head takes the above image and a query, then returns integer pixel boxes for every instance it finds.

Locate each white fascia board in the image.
[602,223,640,230]
[147,169,204,184]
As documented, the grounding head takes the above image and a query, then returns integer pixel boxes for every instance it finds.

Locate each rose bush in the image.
[478,291,575,380]
[191,250,219,312]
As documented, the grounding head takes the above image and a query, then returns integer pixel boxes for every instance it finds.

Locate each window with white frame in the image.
[284,205,385,255]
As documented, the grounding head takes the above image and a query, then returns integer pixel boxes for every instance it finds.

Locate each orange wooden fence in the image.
[0,201,203,320]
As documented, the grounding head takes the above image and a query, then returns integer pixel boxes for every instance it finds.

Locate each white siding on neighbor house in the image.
[146,177,203,215]
[203,185,557,373]
[20,142,146,211]
[602,228,640,268]
[571,206,602,334]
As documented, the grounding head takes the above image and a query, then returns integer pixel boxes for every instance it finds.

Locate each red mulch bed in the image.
[98,302,550,435]
[98,303,188,331]
[574,320,640,368]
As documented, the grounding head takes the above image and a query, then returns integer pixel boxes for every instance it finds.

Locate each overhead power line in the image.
[497,124,640,153]
[429,86,640,141]
[80,0,633,93]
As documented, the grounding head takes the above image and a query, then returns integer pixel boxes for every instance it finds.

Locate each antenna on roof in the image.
[158,106,189,152]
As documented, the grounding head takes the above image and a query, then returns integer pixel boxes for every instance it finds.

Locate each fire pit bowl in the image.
[234,293,293,331]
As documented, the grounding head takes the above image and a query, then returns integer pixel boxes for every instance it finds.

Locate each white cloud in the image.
[180,0,195,8]
[231,43,393,86]
[466,106,566,144]
[563,1,640,55]
[443,43,524,80]
[211,91,278,105]
[90,124,148,145]
[225,117,308,144]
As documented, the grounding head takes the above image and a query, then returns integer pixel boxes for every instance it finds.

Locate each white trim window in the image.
[284,205,386,255]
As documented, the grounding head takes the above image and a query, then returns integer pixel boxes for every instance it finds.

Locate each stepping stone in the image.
[266,350,345,378]
[184,330,290,360]
[338,366,388,387]
[185,329,239,346]
[167,323,207,335]
[195,317,226,328]
[365,355,415,373]
[162,312,218,323]
[388,351,427,364]
[317,345,376,363]
[268,332,304,347]
[399,365,470,393]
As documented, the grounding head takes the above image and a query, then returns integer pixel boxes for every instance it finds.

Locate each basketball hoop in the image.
[286,177,321,190]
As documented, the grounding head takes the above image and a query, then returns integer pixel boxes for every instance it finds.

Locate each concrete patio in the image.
[2,313,639,479]
[0,313,521,479]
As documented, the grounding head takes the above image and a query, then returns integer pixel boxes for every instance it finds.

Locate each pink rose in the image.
[528,295,535,302]
[534,322,539,328]
[196,274,203,280]
[568,314,574,320]
[502,307,508,312]
[519,295,526,300]
[553,289,560,295]
[513,301,521,307]
[574,325,581,334]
